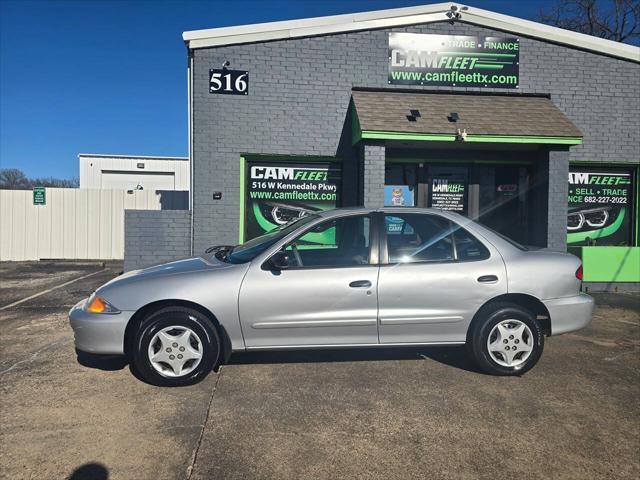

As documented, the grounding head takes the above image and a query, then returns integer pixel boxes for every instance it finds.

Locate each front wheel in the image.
[131,306,220,387]
[468,303,544,376]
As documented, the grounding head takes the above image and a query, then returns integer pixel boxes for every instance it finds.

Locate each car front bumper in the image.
[69,299,135,355]
[544,293,595,336]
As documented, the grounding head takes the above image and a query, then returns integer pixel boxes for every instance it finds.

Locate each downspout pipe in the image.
[187,46,194,256]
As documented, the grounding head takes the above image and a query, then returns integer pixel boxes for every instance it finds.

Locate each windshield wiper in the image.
[205,245,235,262]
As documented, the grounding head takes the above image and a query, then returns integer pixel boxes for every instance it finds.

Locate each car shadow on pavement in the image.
[228,345,484,374]
[66,462,109,480]
[75,350,128,371]
[75,347,485,380]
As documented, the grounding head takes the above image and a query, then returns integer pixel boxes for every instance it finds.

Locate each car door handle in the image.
[477,275,498,283]
[349,280,372,288]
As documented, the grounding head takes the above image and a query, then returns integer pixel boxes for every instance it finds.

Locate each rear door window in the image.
[452,226,490,261]
[384,213,454,263]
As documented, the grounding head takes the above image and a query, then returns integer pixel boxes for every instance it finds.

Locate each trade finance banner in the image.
[388,33,519,88]
[244,161,341,240]
[567,168,634,246]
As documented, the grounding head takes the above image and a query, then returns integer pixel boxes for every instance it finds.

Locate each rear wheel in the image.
[468,303,544,376]
[131,306,220,387]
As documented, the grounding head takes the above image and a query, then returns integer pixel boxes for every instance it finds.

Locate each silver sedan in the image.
[70,208,594,386]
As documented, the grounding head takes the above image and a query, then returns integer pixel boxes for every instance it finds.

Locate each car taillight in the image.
[575,265,583,281]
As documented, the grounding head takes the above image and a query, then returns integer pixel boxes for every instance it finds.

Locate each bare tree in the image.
[0,169,30,189]
[0,168,79,189]
[30,176,80,188]
[539,0,640,44]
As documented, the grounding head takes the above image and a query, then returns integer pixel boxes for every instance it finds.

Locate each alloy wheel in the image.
[486,319,534,369]
[147,325,203,377]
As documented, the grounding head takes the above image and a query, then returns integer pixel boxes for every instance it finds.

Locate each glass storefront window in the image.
[567,167,636,246]
[384,161,534,246]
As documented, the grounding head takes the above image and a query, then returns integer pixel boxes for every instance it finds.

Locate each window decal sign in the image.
[429,177,466,212]
[567,168,634,246]
[209,69,248,95]
[388,33,519,88]
[244,161,341,241]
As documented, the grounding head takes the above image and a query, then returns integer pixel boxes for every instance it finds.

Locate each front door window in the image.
[284,215,371,268]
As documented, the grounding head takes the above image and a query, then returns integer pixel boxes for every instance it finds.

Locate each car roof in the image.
[316,206,447,218]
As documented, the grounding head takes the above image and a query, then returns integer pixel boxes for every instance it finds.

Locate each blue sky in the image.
[0,0,556,179]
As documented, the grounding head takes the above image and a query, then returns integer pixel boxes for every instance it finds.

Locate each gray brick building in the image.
[126,3,639,287]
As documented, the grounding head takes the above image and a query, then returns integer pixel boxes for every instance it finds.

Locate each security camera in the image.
[222,60,231,68]
[447,5,462,21]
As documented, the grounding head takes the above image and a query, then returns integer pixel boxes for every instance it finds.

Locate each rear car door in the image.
[377,212,507,344]
[238,213,380,348]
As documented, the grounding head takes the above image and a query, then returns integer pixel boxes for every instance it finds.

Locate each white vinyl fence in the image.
[0,188,187,261]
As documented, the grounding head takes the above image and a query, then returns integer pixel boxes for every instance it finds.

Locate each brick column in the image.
[362,143,386,208]
[546,148,570,251]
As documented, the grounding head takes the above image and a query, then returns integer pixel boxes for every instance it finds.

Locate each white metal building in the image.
[79,154,189,191]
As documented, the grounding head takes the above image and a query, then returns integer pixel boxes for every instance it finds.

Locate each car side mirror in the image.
[268,251,289,270]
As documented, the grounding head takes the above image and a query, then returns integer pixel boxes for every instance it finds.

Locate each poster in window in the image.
[244,161,341,241]
[567,168,635,246]
[429,177,467,213]
[384,185,415,207]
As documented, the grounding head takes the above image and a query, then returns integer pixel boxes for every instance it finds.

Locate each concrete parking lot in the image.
[0,262,638,480]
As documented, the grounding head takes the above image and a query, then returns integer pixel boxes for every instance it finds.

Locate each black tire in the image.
[131,306,220,387]
[467,303,544,376]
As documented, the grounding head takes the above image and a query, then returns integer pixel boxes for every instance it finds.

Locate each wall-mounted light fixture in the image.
[406,109,421,122]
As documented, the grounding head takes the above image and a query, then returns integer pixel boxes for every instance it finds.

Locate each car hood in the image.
[101,255,233,289]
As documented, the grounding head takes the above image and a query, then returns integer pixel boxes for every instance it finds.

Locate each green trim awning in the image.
[351,90,583,146]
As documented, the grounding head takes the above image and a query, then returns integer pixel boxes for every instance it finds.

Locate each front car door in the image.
[238,213,380,348]
[377,211,507,344]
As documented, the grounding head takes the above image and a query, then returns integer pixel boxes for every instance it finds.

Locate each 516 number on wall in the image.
[209,69,249,95]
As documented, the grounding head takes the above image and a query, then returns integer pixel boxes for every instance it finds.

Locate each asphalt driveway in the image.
[0,262,638,479]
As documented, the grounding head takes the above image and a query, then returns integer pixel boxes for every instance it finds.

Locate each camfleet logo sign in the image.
[568,172,631,186]
[250,166,328,181]
[388,33,519,88]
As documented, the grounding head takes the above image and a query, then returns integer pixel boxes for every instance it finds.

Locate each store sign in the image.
[388,33,519,88]
[209,69,249,95]
[33,187,46,205]
[567,168,634,246]
[244,161,341,240]
[429,178,466,212]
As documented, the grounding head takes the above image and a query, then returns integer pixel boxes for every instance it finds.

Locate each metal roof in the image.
[352,90,583,139]
[78,153,188,161]
[182,2,639,62]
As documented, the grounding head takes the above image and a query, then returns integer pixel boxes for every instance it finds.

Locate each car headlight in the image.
[567,207,614,232]
[85,294,120,314]
[258,202,316,226]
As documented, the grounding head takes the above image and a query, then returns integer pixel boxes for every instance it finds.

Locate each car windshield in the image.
[224,214,319,264]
